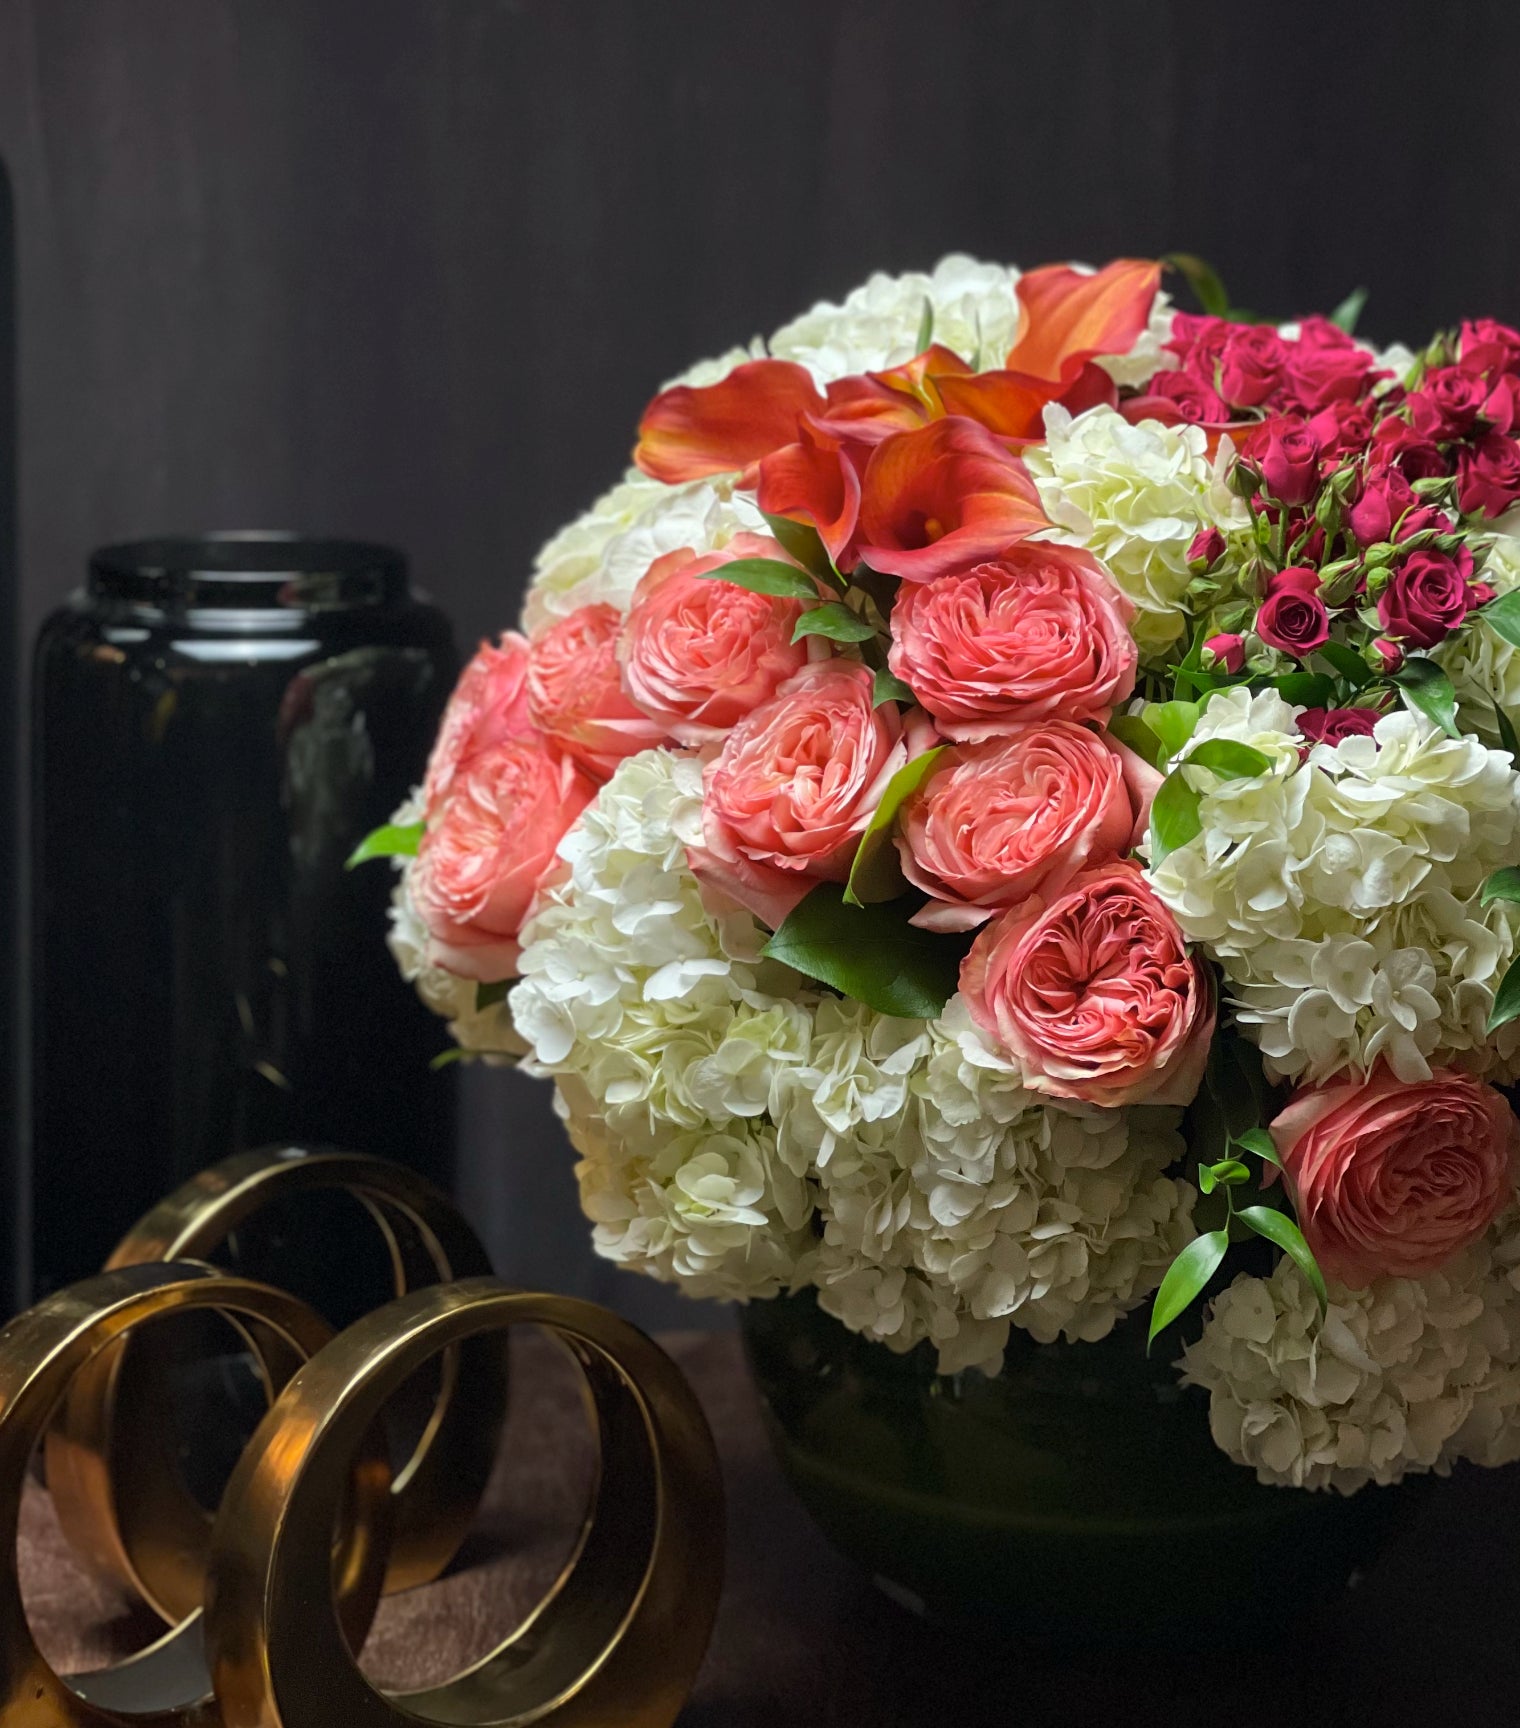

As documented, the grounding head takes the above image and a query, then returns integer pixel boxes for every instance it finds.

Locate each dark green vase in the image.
[742,1291,1426,1646]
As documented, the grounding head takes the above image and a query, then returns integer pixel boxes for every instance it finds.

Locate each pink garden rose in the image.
[887,545,1137,740]
[1271,1067,1520,1286]
[526,603,667,779]
[687,659,933,928]
[960,860,1215,1108]
[412,738,598,981]
[898,723,1154,931]
[422,634,533,818]
[618,536,814,745]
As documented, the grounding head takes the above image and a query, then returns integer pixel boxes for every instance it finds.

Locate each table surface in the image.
[19,1329,1520,1727]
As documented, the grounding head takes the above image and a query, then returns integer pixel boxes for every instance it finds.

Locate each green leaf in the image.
[1481,866,1520,907]
[1392,656,1460,739]
[1234,1126,1281,1167]
[1315,640,1373,691]
[1329,286,1369,335]
[1148,1229,1230,1349]
[872,668,916,709]
[843,748,948,907]
[762,883,967,1019]
[761,511,836,581]
[696,557,819,600]
[1487,953,1520,1033]
[1493,701,1520,768]
[1275,671,1337,709]
[1148,770,1202,865]
[1198,1158,1250,1196]
[1143,699,1201,761]
[1481,589,1520,649]
[792,602,878,645]
[1164,253,1230,319]
[475,979,511,1011]
[430,1047,469,1071]
[346,821,423,869]
[1183,739,1272,780]
[1237,1206,1328,1314]
[1106,712,1164,769]
[915,295,935,355]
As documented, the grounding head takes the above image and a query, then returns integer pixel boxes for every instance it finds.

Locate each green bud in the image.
[1229,461,1263,501]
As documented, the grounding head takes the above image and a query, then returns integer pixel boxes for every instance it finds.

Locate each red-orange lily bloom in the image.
[1005,258,1162,384]
[634,358,827,482]
[855,416,1048,583]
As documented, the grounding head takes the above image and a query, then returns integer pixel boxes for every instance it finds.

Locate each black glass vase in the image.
[29,534,460,1301]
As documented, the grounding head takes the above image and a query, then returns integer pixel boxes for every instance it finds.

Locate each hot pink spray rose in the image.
[412,739,598,981]
[422,634,534,818]
[960,860,1215,1108]
[618,536,814,745]
[687,659,934,928]
[1271,1067,1520,1286]
[887,544,1137,739]
[526,603,668,779]
[898,723,1155,931]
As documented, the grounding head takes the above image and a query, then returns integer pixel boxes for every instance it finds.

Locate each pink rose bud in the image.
[1296,706,1381,746]
[1187,527,1227,570]
[1369,636,1403,673]
[1202,632,1245,673]
[1272,1068,1520,1286]
[1258,421,1323,506]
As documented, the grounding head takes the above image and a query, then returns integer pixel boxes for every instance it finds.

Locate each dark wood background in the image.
[6,0,1520,1316]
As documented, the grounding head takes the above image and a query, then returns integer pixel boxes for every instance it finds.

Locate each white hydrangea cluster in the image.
[1145,687,1520,1085]
[1180,1219,1520,1492]
[1437,514,1520,743]
[504,748,1196,1368]
[522,475,766,636]
[1023,403,1244,656]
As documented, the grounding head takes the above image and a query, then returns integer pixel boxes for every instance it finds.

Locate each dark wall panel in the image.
[3,0,1520,1318]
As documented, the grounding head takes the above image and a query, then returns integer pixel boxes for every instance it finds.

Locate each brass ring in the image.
[205,1280,724,1728]
[49,1146,509,1619]
[0,1262,390,1726]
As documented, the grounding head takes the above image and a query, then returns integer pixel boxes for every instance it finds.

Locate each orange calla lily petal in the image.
[634,359,827,482]
[756,417,863,566]
[856,416,1048,583]
[932,369,1056,441]
[1005,258,1162,385]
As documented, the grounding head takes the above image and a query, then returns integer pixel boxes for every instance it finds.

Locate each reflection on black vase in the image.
[30,535,460,1301]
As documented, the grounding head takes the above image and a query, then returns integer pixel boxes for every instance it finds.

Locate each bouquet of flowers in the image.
[373,254,1520,1495]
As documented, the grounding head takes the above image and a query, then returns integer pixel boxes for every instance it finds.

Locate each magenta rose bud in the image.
[1283,317,1377,411]
[1410,366,1492,439]
[1254,568,1331,658]
[1458,432,1520,518]
[1272,1068,1520,1286]
[1187,527,1227,570]
[1296,705,1381,746]
[1369,637,1403,674]
[1216,325,1288,409]
[1202,631,1245,673]
[1258,421,1322,506]
[1347,465,1415,548]
[1376,549,1479,648]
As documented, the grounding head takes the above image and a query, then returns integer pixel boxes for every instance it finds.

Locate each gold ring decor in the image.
[205,1279,725,1728]
[48,1146,508,1619]
[0,1262,391,1728]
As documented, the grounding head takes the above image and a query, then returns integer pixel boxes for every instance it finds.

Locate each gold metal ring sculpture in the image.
[205,1279,725,1728]
[0,1261,391,1727]
[47,1146,508,1619]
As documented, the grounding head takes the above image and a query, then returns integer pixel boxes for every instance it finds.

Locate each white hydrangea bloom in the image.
[1024,403,1244,656]
[663,338,767,390]
[768,254,1023,382]
[1437,515,1520,743]
[522,475,766,635]
[1095,288,1175,389]
[1180,1219,1520,1493]
[1146,688,1520,1084]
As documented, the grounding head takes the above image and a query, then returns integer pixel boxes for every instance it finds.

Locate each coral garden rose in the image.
[854,416,1047,582]
[1271,1067,1520,1286]
[413,739,598,981]
[887,544,1137,738]
[618,536,814,746]
[687,659,932,928]
[898,723,1153,931]
[960,859,1215,1108]
[526,603,667,779]
[422,634,534,818]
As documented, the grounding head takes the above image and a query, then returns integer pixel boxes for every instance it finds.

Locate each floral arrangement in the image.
[371,254,1520,1495]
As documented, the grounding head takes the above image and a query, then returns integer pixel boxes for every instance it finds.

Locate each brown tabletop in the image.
[20,1330,1520,1727]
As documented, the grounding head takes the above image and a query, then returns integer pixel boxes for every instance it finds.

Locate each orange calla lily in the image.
[634,358,827,482]
[1004,258,1162,386]
[855,416,1048,583]
[757,417,863,567]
